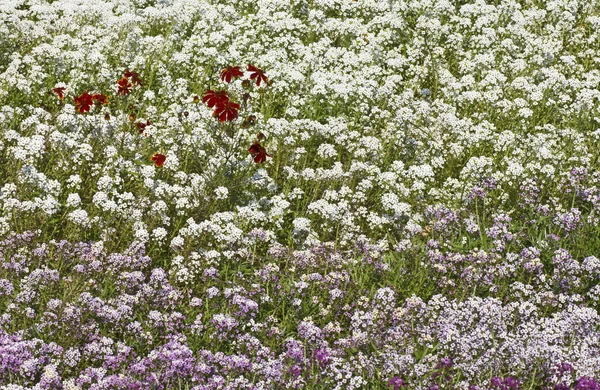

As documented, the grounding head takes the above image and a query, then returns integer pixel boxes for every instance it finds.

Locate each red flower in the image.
[74,92,94,114]
[247,64,268,86]
[151,153,166,167]
[92,93,109,105]
[136,120,151,134]
[117,77,133,95]
[202,90,229,108]
[213,100,240,122]
[52,87,66,100]
[124,69,142,86]
[220,66,244,83]
[248,142,270,163]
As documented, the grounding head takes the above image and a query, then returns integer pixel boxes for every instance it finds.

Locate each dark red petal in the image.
[202,90,214,103]
[151,153,166,167]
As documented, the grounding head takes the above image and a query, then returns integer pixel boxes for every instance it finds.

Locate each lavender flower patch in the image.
[2,0,600,388]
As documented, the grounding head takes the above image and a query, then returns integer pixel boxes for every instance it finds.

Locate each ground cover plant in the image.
[1,0,600,388]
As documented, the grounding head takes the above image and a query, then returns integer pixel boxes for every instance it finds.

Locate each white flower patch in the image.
[292,217,312,236]
[460,156,493,183]
[381,193,411,219]
[214,187,229,200]
[307,199,341,222]
[407,164,434,182]
[66,193,81,208]
[68,209,90,228]
[152,227,168,244]
[317,143,337,159]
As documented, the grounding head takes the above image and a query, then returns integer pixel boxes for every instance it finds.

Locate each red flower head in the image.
[220,66,244,83]
[74,92,94,114]
[202,90,229,108]
[117,77,133,95]
[92,93,110,105]
[151,153,166,167]
[213,100,240,122]
[248,141,270,163]
[247,64,268,86]
[124,69,142,86]
[136,120,152,134]
[52,87,66,100]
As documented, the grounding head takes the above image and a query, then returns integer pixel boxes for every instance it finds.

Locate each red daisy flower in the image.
[136,120,152,134]
[247,64,268,86]
[213,100,240,122]
[74,92,94,114]
[117,77,133,95]
[92,93,110,105]
[248,141,270,163]
[220,66,244,83]
[202,90,229,108]
[52,87,66,100]
[124,69,142,86]
[151,153,166,167]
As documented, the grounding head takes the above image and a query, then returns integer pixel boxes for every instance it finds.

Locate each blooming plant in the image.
[213,98,241,122]
[151,153,167,167]
[248,140,270,163]
[52,87,65,100]
[200,66,271,162]
[220,65,244,83]
[117,77,133,95]
[247,63,269,86]
[202,89,229,108]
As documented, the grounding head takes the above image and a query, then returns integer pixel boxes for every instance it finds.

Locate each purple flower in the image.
[436,357,453,370]
[554,385,570,390]
[290,365,302,378]
[555,363,574,376]
[490,376,521,390]
[314,348,331,367]
[388,376,407,389]
[574,376,600,390]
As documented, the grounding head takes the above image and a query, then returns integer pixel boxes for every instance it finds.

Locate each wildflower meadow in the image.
[2,0,600,388]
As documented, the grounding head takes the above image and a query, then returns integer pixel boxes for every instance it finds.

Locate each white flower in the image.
[68,209,90,228]
[152,227,168,243]
[66,193,81,208]
[293,217,312,236]
[66,174,82,189]
[214,187,229,200]
[317,143,337,159]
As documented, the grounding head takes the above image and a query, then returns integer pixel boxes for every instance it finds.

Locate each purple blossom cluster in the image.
[0,232,600,388]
